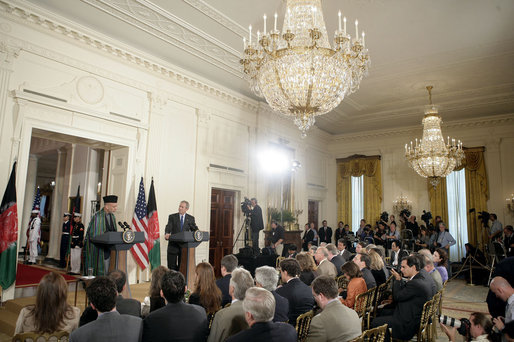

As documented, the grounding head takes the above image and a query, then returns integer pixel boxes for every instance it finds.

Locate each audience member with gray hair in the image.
[326,243,345,276]
[314,246,338,278]
[208,268,253,342]
[255,266,289,322]
[419,249,443,291]
[226,288,296,342]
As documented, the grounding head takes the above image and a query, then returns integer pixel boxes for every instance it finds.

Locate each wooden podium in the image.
[90,231,145,297]
[169,231,209,289]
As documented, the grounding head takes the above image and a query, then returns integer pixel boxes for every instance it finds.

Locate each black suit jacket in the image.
[142,302,208,342]
[165,213,196,253]
[334,228,345,242]
[226,321,297,342]
[302,229,315,250]
[116,295,141,317]
[275,278,315,325]
[319,226,332,244]
[330,254,345,276]
[249,205,264,232]
[271,290,289,323]
[340,249,352,263]
[216,274,232,307]
[391,272,433,339]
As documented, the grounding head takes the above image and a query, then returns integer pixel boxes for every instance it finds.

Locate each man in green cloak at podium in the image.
[84,195,118,275]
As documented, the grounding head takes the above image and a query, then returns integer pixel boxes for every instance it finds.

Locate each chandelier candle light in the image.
[405,86,464,187]
[240,0,370,136]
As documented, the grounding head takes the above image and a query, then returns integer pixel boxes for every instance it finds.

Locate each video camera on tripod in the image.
[241,197,252,217]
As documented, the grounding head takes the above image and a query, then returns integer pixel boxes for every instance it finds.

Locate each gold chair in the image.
[355,286,377,330]
[373,281,390,318]
[350,324,388,342]
[430,290,443,339]
[392,297,434,342]
[276,256,286,269]
[295,310,314,342]
[336,275,349,291]
[12,331,69,342]
[384,257,391,265]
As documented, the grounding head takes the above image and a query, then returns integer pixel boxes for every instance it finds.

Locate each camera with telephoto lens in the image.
[421,210,432,226]
[400,208,411,222]
[241,197,252,217]
[440,315,471,337]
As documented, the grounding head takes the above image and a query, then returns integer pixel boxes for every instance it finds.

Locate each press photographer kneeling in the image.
[440,312,493,342]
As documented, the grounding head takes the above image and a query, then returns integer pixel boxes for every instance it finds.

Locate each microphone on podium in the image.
[118,221,125,230]
[123,221,131,230]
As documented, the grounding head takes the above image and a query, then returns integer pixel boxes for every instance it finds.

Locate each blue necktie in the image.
[180,215,184,231]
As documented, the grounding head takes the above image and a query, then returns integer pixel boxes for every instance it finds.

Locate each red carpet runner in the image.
[15,263,77,288]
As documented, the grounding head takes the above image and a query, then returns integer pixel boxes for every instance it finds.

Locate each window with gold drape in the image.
[428,147,488,247]
[336,156,382,229]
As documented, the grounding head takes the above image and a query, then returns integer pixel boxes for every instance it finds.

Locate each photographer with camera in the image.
[440,312,493,342]
[247,198,264,253]
[489,214,503,241]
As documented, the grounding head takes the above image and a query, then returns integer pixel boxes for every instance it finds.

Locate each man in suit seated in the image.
[418,249,443,291]
[306,275,362,342]
[370,255,433,340]
[226,287,297,342]
[79,269,141,326]
[208,268,254,342]
[390,239,408,270]
[216,254,238,307]
[71,277,143,341]
[353,252,377,290]
[255,266,289,323]
[276,259,315,326]
[287,245,298,258]
[142,270,208,342]
[314,246,338,278]
[326,244,345,276]
[337,238,352,262]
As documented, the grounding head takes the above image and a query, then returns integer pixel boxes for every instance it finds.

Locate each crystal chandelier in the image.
[240,0,370,136]
[405,86,464,187]
[392,194,412,213]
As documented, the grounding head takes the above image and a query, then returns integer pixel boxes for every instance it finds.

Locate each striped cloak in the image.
[83,209,116,276]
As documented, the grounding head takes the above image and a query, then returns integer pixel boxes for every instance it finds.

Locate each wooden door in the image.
[308,200,319,229]
[209,189,235,278]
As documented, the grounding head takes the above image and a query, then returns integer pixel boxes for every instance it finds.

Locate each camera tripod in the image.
[233,215,251,250]
[450,244,492,286]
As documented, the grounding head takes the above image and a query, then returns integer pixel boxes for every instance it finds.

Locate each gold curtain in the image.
[459,147,489,247]
[336,156,382,229]
[428,178,448,226]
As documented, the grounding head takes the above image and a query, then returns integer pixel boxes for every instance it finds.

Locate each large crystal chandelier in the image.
[405,86,464,187]
[240,0,370,136]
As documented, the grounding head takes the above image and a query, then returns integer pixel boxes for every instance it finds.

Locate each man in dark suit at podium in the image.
[164,200,197,271]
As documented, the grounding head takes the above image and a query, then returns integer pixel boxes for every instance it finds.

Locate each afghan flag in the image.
[0,163,18,289]
[147,179,160,270]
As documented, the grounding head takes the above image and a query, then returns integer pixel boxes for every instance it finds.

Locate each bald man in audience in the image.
[314,246,338,278]
[490,276,514,334]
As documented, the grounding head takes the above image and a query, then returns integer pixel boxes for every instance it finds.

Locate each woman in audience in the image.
[15,272,80,334]
[339,261,367,309]
[368,249,387,286]
[434,248,449,283]
[296,252,318,286]
[440,312,492,341]
[188,262,222,313]
[415,226,431,251]
[142,265,168,316]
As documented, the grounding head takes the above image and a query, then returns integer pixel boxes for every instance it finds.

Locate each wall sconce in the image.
[392,194,412,213]
[507,194,514,212]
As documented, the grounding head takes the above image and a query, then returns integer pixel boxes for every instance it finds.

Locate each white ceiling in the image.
[22,0,514,135]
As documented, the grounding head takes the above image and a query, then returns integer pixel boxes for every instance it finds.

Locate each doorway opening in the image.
[209,188,235,278]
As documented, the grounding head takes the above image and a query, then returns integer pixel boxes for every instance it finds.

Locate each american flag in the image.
[130,178,150,270]
[32,187,41,212]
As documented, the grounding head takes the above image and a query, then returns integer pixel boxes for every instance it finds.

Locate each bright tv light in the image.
[258,148,290,174]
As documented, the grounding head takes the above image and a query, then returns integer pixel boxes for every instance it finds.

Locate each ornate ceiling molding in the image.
[183,0,247,38]
[82,0,242,78]
[0,0,259,112]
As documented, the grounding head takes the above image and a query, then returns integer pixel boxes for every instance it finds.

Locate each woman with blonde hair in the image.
[188,262,222,313]
[15,272,80,334]
[339,261,367,309]
[296,252,318,286]
[368,249,387,286]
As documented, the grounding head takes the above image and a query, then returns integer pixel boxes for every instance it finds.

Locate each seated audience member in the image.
[504,226,514,257]
[337,238,352,262]
[308,245,318,263]
[296,252,318,286]
[208,268,254,342]
[411,252,437,297]
[434,247,449,283]
[339,262,367,309]
[370,255,433,340]
[390,239,408,269]
[141,265,167,317]
[188,262,222,314]
[216,254,238,307]
[226,287,296,342]
[355,241,367,254]
[276,258,315,325]
[326,243,345,276]
[314,246,338,278]
[353,252,376,290]
[71,277,143,341]
[486,257,514,319]
[306,276,362,342]
[287,244,298,258]
[143,270,208,342]
[441,312,493,342]
[418,249,443,291]
[15,272,80,334]
[489,276,514,333]
[371,247,390,279]
[368,249,387,286]
[255,266,289,323]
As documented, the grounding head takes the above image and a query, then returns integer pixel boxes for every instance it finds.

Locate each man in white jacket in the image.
[27,209,41,264]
